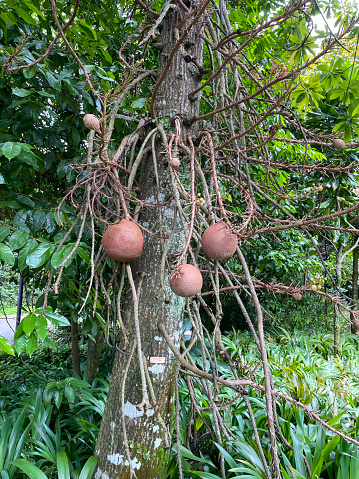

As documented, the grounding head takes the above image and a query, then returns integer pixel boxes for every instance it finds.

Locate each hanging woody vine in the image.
[4,0,359,478]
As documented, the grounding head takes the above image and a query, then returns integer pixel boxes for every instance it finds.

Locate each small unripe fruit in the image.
[292,293,302,301]
[83,114,100,132]
[103,220,144,262]
[170,158,180,169]
[318,186,323,191]
[311,284,317,291]
[317,285,321,290]
[169,264,203,297]
[332,138,345,150]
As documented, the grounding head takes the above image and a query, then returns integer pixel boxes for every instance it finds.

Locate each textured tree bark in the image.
[351,242,358,334]
[71,317,81,376]
[86,325,104,384]
[95,3,203,477]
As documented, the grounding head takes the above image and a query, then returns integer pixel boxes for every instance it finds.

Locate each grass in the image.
[0,305,18,316]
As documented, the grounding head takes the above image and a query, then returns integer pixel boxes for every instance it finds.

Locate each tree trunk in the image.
[71,317,81,376]
[351,241,359,334]
[95,3,203,477]
[86,324,105,384]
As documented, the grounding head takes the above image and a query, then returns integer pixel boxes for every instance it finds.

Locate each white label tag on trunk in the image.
[149,357,166,364]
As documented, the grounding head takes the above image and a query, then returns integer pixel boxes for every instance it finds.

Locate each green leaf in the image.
[287,467,307,479]
[56,450,70,479]
[18,239,38,272]
[35,314,48,341]
[14,6,37,26]
[45,71,62,90]
[0,201,22,209]
[0,336,14,355]
[22,314,36,335]
[51,244,74,269]
[77,246,90,264]
[64,385,76,403]
[12,87,31,97]
[2,142,21,160]
[26,332,37,356]
[0,226,10,243]
[8,230,29,251]
[79,456,98,479]
[0,12,17,25]
[12,459,48,479]
[14,334,28,354]
[0,244,15,265]
[39,307,70,327]
[131,98,146,109]
[23,66,37,79]
[26,243,55,268]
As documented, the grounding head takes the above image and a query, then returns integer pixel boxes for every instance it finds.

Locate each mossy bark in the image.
[71,317,81,376]
[86,324,105,384]
[95,3,203,477]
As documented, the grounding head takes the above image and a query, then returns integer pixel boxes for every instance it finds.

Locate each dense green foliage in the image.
[1,327,359,478]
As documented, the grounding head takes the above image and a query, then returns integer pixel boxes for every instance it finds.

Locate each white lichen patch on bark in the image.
[106,454,142,470]
[149,364,165,374]
[124,401,144,418]
[154,438,162,449]
[94,468,110,479]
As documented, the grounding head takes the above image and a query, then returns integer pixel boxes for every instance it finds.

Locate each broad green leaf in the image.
[0,226,10,243]
[12,459,48,479]
[179,446,215,466]
[132,98,146,109]
[64,385,76,403]
[26,332,38,356]
[14,334,28,354]
[2,142,21,160]
[8,230,29,251]
[51,244,74,269]
[0,201,22,209]
[0,336,14,355]
[190,473,222,479]
[38,307,70,327]
[0,244,15,265]
[26,243,55,268]
[22,314,36,335]
[14,6,37,26]
[0,12,17,25]
[12,87,31,97]
[79,456,98,479]
[287,467,307,479]
[56,450,70,479]
[18,239,38,272]
[23,66,37,79]
[77,246,90,264]
[35,314,48,341]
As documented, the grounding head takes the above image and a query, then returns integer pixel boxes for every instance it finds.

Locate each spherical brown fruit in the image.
[170,158,180,169]
[169,264,203,297]
[201,223,238,261]
[103,220,144,262]
[292,293,302,301]
[332,138,345,150]
[83,114,100,132]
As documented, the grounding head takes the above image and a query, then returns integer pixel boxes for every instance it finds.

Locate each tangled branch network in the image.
[6,0,359,477]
